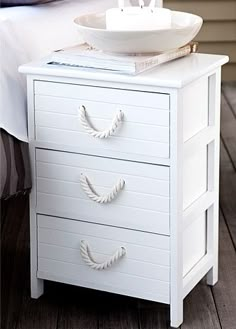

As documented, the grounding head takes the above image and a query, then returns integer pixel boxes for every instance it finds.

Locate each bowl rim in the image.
[73,10,203,34]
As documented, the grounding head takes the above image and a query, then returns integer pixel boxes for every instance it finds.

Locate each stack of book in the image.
[48,42,198,75]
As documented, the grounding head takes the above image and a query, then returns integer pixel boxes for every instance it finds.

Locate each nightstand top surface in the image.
[19,53,228,88]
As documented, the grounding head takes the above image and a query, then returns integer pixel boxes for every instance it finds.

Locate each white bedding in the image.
[0,0,132,142]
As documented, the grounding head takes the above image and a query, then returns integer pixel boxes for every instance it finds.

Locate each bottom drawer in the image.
[37,215,170,304]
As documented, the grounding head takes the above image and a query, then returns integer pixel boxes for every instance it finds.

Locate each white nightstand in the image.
[20,53,228,328]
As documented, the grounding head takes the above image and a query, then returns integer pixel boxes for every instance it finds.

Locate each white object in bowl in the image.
[106,7,172,31]
[74,11,203,54]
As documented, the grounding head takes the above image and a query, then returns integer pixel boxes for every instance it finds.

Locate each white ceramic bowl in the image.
[74,11,203,54]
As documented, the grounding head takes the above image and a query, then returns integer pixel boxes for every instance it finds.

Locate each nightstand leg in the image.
[31,277,44,299]
[30,208,44,298]
[29,187,44,298]
[207,266,218,286]
[206,203,219,286]
[170,300,183,328]
[206,71,220,287]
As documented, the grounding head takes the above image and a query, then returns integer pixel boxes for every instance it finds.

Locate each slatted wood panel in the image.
[222,82,236,117]
[198,43,236,63]
[1,83,236,329]
[38,215,170,304]
[197,22,236,42]
[221,64,236,81]
[164,0,236,80]
[34,81,170,160]
[164,0,236,21]
[34,82,170,110]
[36,149,170,235]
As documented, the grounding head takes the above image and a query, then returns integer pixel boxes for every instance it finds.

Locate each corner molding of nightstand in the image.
[183,126,215,154]
[183,191,215,230]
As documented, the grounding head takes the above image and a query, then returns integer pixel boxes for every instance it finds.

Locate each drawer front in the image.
[34,81,170,161]
[37,215,170,304]
[36,149,170,235]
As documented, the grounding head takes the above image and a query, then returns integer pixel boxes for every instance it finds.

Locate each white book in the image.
[49,42,198,75]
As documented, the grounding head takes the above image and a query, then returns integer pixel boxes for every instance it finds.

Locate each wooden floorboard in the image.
[15,281,59,329]
[220,139,236,249]
[1,195,29,329]
[211,211,236,329]
[57,284,98,329]
[1,84,236,329]
[220,93,236,170]
[138,300,170,329]
[222,81,236,117]
[181,282,221,329]
[1,199,9,231]
[220,82,236,249]
[98,292,139,329]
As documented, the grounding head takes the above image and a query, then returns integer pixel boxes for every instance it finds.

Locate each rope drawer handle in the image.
[80,240,126,270]
[80,173,125,204]
[79,105,124,139]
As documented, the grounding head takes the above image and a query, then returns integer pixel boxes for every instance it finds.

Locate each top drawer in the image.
[34,81,170,162]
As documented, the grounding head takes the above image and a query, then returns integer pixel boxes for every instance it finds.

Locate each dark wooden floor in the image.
[1,82,236,329]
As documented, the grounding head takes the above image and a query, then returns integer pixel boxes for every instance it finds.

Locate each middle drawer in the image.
[36,149,170,235]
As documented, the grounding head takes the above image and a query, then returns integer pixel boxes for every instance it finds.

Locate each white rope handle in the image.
[80,105,124,139]
[80,174,125,204]
[80,240,126,270]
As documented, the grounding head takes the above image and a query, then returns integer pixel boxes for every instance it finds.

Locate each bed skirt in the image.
[0,129,31,199]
